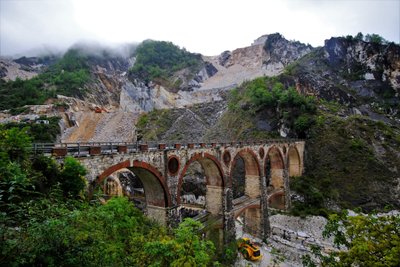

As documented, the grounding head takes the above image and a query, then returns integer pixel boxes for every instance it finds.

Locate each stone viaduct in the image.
[44,140,305,241]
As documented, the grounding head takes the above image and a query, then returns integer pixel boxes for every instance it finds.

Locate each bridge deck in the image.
[32,139,303,157]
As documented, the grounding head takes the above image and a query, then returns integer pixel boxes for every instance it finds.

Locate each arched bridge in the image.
[35,140,305,241]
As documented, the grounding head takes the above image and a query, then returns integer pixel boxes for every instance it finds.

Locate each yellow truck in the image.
[238,238,262,261]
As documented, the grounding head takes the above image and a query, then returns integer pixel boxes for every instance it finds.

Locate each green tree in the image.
[130,40,202,82]
[304,211,400,266]
[0,127,36,211]
[31,155,61,194]
[365,33,387,45]
[354,32,364,41]
[145,218,216,266]
[2,197,161,267]
[0,127,32,163]
[59,156,87,198]
[0,49,90,111]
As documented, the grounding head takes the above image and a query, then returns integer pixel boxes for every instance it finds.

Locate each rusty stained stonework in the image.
[77,141,305,241]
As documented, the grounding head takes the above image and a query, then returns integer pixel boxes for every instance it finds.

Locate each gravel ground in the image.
[62,111,138,143]
[235,220,297,267]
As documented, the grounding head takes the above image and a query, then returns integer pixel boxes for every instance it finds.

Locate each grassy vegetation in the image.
[228,76,317,138]
[129,40,202,88]
[291,114,400,214]
[136,109,181,141]
[203,107,280,141]
[0,49,90,111]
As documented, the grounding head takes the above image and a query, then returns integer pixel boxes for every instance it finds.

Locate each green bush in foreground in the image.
[302,211,400,267]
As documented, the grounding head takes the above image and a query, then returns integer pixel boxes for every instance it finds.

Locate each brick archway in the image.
[178,153,224,215]
[265,146,286,210]
[288,146,301,177]
[235,204,262,237]
[230,148,261,199]
[268,191,285,210]
[178,153,225,196]
[229,148,261,184]
[97,160,171,207]
[265,146,285,189]
[234,204,261,219]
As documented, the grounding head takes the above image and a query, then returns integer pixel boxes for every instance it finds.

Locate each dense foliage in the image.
[0,127,220,266]
[290,114,400,215]
[303,211,400,266]
[0,49,90,111]
[2,116,61,142]
[228,76,317,137]
[130,40,202,83]
[0,127,87,205]
[345,32,390,45]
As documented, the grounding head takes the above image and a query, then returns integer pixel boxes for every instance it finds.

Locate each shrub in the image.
[130,40,202,82]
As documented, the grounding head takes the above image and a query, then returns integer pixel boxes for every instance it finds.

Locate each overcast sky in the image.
[1,0,399,57]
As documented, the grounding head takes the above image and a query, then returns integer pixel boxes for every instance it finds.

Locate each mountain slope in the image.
[1,33,399,211]
[135,35,400,211]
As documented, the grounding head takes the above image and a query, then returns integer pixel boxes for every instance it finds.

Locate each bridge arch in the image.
[234,204,261,219]
[265,146,286,209]
[268,191,285,210]
[288,145,301,177]
[230,148,261,199]
[178,153,224,216]
[97,160,171,208]
[235,204,262,237]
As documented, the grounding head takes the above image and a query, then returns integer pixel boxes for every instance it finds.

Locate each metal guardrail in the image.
[31,139,304,157]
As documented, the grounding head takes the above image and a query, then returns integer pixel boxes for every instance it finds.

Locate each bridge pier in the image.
[245,175,261,198]
[206,185,223,215]
[166,206,181,228]
[146,205,168,225]
[283,169,291,210]
[223,188,235,245]
[261,175,271,240]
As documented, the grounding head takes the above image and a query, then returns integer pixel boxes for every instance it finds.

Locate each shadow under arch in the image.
[230,148,261,199]
[268,191,285,210]
[265,146,286,210]
[178,153,224,215]
[234,204,261,219]
[288,145,301,177]
[96,160,171,208]
[234,204,262,237]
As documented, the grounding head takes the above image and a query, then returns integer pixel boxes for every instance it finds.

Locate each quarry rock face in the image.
[1,34,399,145]
[324,37,400,93]
[200,33,312,91]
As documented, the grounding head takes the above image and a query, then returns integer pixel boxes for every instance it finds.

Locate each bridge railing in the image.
[31,139,304,157]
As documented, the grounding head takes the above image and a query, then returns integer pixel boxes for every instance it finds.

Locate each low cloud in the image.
[1,0,399,57]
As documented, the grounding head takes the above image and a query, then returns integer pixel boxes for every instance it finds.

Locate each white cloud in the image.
[1,0,399,57]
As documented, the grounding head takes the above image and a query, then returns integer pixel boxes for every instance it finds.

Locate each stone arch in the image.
[268,191,285,210]
[265,146,286,210]
[288,146,301,177]
[234,204,261,219]
[178,153,224,215]
[178,153,225,191]
[235,204,262,237]
[97,160,171,208]
[104,175,123,197]
[266,146,285,190]
[230,148,261,199]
